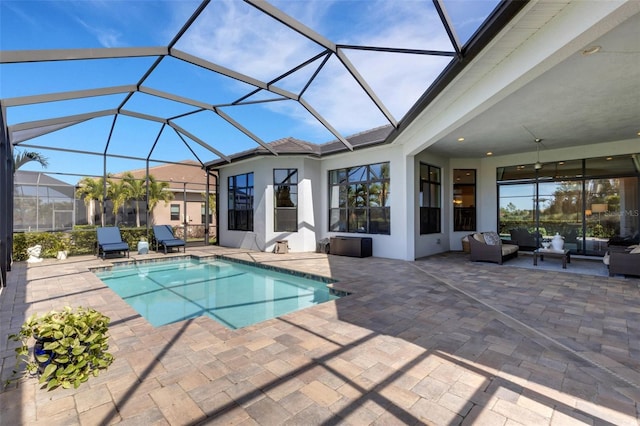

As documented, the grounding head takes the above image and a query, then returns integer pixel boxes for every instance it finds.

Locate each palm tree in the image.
[76,177,106,225]
[13,150,48,173]
[148,175,174,222]
[122,172,146,228]
[107,178,130,226]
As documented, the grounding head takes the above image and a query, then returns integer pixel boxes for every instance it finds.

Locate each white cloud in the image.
[177,0,321,82]
[73,17,122,48]
[173,0,464,140]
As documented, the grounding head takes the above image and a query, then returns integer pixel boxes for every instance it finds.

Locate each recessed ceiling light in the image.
[581,45,601,56]
[486,152,493,156]
[457,137,465,142]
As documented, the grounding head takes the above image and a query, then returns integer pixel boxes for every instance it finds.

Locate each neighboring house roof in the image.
[113,161,214,192]
[206,125,394,168]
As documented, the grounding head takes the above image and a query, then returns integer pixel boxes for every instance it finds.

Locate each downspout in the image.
[204,170,218,246]
[215,172,219,246]
[36,172,41,231]
[205,171,210,245]
[0,103,12,286]
[102,155,107,227]
[183,182,188,242]
[145,160,150,237]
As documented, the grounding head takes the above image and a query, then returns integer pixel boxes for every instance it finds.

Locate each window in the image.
[453,169,476,232]
[274,169,298,232]
[419,163,441,234]
[328,162,390,234]
[170,204,180,221]
[228,172,254,231]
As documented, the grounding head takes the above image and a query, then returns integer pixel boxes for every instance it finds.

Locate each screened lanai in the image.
[0,0,527,285]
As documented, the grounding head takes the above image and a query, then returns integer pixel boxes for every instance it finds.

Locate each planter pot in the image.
[33,337,55,372]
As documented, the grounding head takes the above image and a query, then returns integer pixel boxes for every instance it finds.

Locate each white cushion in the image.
[501,244,519,256]
[484,232,501,246]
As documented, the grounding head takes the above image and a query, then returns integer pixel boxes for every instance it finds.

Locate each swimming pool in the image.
[94,257,341,329]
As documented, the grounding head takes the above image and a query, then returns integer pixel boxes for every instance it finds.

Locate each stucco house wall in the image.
[217,156,324,253]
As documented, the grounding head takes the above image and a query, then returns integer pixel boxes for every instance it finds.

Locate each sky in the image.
[1,0,499,184]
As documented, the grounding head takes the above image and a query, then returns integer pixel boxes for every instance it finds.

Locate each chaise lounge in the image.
[468,231,519,264]
[96,227,130,259]
[153,225,186,254]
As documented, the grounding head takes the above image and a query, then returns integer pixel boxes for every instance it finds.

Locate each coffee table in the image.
[533,248,571,269]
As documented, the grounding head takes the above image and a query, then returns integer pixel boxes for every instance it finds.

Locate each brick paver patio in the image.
[1,247,639,425]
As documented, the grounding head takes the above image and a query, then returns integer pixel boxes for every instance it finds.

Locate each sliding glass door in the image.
[498,154,640,256]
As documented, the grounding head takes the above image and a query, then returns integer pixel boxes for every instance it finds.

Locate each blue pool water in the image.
[94,257,340,329]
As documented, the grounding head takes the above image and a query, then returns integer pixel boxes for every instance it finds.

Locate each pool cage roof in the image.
[0,0,525,179]
[0,0,528,285]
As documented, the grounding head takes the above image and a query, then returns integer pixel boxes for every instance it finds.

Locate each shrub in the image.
[8,307,114,390]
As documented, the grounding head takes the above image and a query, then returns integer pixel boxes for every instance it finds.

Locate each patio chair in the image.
[96,227,130,259]
[153,225,186,254]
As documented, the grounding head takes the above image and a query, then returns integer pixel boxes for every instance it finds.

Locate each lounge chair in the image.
[153,225,186,254]
[96,227,130,259]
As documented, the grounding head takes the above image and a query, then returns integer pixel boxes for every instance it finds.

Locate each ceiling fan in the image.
[523,125,547,170]
[534,138,544,170]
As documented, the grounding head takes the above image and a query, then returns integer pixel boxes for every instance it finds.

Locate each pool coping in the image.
[90,253,353,298]
[89,253,335,282]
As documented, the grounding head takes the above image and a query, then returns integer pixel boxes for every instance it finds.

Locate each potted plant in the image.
[53,236,70,260]
[8,306,114,390]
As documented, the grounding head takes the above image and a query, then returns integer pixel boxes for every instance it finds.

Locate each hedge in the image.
[12,227,152,261]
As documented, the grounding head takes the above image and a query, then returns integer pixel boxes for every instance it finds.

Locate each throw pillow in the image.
[473,233,485,243]
[483,232,501,246]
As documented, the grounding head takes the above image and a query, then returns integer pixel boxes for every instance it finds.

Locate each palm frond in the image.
[13,150,49,173]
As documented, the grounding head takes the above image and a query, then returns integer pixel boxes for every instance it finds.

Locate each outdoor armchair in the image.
[153,225,186,254]
[607,245,640,277]
[96,227,130,259]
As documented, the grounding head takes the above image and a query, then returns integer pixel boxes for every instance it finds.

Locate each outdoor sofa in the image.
[468,231,519,265]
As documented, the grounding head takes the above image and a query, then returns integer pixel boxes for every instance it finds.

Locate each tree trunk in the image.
[135,200,141,228]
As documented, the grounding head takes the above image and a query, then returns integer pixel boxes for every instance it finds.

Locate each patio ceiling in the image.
[0,0,523,177]
[423,1,640,158]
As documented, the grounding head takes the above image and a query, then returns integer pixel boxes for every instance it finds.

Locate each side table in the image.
[137,241,149,255]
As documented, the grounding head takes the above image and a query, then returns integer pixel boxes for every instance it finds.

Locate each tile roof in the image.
[206,125,394,168]
[113,160,212,192]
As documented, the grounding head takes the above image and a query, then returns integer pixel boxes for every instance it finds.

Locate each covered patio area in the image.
[1,248,638,425]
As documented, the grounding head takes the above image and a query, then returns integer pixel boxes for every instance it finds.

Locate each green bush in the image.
[120,228,150,249]
[70,228,97,256]
[11,232,70,261]
[13,227,153,260]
